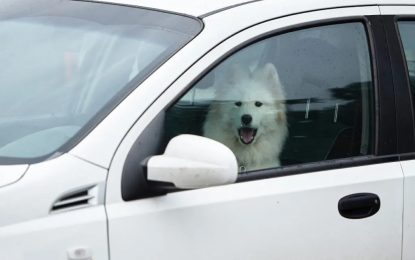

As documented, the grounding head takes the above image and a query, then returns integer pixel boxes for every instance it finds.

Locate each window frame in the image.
[167,17,392,180]
[238,16,398,182]
[120,15,399,200]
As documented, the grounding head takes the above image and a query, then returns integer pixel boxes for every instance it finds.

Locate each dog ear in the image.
[256,63,285,96]
[262,63,278,81]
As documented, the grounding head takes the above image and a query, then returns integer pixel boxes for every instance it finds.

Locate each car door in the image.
[380,5,415,260]
[106,6,404,260]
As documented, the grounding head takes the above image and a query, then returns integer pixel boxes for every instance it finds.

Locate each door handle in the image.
[338,193,380,219]
[67,247,92,260]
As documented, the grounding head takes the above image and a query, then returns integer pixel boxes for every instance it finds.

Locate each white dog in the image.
[203,63,288,172]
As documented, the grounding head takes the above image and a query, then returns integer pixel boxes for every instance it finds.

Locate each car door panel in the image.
[106,7,404,260]
[107,162,403,259]
[398,160,415,260]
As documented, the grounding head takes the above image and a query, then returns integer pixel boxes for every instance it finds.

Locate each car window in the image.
[163,22,373,173]
[397,21,415,100]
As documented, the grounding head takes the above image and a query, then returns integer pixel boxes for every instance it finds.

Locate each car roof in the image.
[88,0,255,17]
[88,0,414,17]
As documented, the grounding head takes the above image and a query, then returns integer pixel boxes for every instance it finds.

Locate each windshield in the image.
[0,0,201,164]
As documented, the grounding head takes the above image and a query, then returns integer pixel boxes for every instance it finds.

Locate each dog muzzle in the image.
[238,127,257,145]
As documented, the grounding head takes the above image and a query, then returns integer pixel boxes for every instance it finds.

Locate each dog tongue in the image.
[240,128,254,144]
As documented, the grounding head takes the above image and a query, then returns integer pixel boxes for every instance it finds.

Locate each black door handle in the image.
[338,193,380,219]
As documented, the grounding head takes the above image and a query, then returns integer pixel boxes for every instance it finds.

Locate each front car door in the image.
[106,6,404,259]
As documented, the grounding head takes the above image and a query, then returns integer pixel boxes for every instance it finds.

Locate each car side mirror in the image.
[145,134,238,190]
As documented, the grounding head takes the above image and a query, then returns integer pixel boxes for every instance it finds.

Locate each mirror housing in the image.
[146,134,238,189]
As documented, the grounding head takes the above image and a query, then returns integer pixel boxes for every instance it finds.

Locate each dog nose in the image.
[241,114,252,125]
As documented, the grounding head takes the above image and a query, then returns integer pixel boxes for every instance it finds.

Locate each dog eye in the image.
[235,101,242,107]
[255,101,263,107]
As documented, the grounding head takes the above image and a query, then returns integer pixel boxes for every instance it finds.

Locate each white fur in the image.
[203,63,288,172]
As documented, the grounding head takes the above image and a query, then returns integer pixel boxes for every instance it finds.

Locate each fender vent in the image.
[51,186,98,213]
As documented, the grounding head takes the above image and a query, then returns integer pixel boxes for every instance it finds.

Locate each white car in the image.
[1,0,415,259]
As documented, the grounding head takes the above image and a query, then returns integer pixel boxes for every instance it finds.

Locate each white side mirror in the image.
[146,134,238,189]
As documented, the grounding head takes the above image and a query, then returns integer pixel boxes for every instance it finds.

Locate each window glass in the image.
[398,21,415,96]
[164,22,373,173]
[0,0,201,163]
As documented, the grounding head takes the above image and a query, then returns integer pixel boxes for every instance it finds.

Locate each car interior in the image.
[162,24,373,168]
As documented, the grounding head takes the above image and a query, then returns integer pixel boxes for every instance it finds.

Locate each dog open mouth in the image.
[238,127,257,145]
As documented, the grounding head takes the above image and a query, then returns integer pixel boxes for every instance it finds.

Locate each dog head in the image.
[214,63,286,146]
